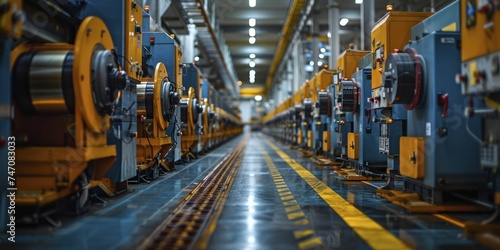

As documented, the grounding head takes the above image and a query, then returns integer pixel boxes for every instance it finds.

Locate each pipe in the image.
[450,192,495,211]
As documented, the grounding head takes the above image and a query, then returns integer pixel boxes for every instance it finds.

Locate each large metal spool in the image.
[383,48,424,110]
[11,17,127,133]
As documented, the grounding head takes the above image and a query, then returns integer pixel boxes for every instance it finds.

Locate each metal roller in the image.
[161,80,179,121]
[302,98,313,120]
[13,49,127,116]
[138,79,178,121]
[383,48,424,110]
[294,104,302,121]
[13,50,74,115]
[338,80,359,113]
[137,82,154,118]
[317,91,331,116]
[191,98,203,124]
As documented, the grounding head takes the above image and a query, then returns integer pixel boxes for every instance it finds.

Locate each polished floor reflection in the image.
[2,133,491,249]
[209,134,487,250]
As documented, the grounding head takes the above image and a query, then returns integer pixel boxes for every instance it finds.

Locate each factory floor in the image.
[3,133,491,249]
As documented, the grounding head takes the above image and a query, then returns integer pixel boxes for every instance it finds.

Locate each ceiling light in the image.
[249,70,256,75]
[249,28,256,37]
[249,0,256,7]
[249,37,256,44]
[309,61,314,66]
[327,32,331,38]
[249,18,256,27]
[254,95,262,101]
[319,54,324,59]
[339,18,349,26]
[320,48,326,53]
[250,79,256,84]
[249,61,256,68]
[237,80,243,86]
[194,56,200,61]
[317,61,323,66]
[249,53,256,59]
[355,0,363,4]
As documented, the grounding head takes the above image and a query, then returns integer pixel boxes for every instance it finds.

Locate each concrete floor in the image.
[1,133,490,249]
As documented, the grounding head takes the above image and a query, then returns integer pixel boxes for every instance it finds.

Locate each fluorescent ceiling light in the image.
[249,18,256,27]
[317,61,323,66]
[309,61,314,66]
[250,79,256,84]
[320,48,326,53]
[249,0,256,7]
[249,61,256,68]
[194,56,199,61]
[327,32,331,38]
[249,37,256,44]
[340,18,349,26]
[249,53,256,59]
[249,70,256,75]
[355,0,363,4]
[254,95,263,101]
[249,28,256,37]
[319,54,324,59]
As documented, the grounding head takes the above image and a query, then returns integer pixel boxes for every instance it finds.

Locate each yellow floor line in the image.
[285,205,302,213]
[263,150,323,249]
[287,211,306,220]
[298,236,323,250]
[283,200,299,206]
[294,229,314,239]
[266,139,411,250]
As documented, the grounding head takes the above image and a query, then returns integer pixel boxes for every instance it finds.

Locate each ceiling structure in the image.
[216,0,400,92]
[160,0,456,100]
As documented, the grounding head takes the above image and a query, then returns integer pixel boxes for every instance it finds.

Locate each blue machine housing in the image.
[401,31,485,202]
[142,11,182,164]
[381,104,407,171]
[337,112,353,158]
[352,68,386,167]
[69,0,138,186]
[327,84,342,158]
[182,64,203,152]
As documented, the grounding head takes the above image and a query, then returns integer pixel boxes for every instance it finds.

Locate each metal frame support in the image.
[328,0,340,69]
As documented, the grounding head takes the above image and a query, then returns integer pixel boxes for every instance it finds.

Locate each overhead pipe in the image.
[265,0,308,94]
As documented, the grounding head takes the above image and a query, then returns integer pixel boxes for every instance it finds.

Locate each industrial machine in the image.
[71,0,143,196]
[334,47,369,166]
[456,0,500,237]
[142,8,182,170]
[300,81,313,155]
[11,3,127,220]
[292,88,303,147]
[346,65,387,179]
[1,0,23,230]
[312,69,335,164]
[383,1,486,203]
[337,51,387,180]
[285,97,295,145]
[135,62,179,181]
[369,8,431,188]
[180,64,203,161]
[201,79,216,151]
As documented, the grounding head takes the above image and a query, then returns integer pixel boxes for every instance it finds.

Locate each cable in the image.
[144,122,155,158]
[465,116,483,145]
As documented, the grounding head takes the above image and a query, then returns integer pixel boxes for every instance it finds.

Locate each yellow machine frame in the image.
[370,10,431,109]
[12,17,117,207]
[181,86,201,158]
[136,63,174,172]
